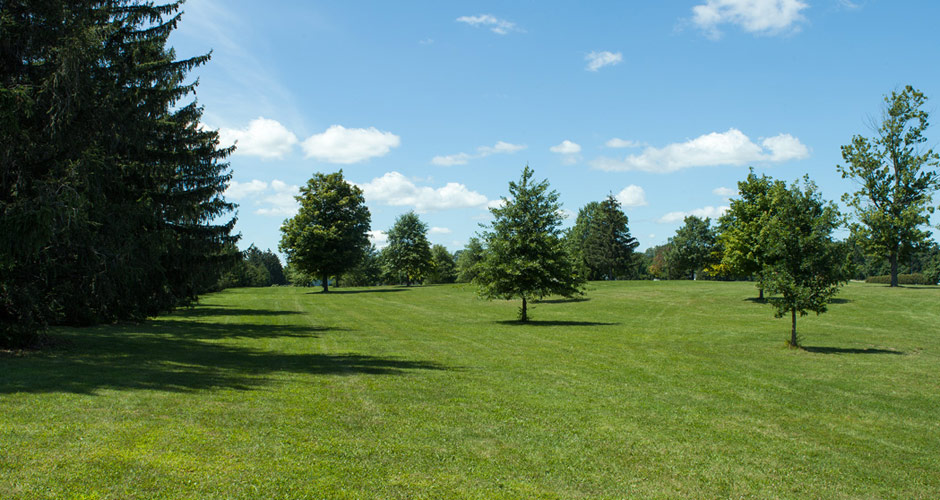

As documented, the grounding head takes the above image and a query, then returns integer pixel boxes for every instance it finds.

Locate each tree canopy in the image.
[1,1,236,347]
[455,237,485,283]
[713,170,779,297]
[667,216,717,280]
[838,86,940,287]
[427,245,457,284]
[475,166,584,321]
[385,211,432,286]
[279,171,371,293]
[567,195,639,280]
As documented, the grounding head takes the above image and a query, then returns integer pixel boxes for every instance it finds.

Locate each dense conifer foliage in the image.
[0,1,236,347]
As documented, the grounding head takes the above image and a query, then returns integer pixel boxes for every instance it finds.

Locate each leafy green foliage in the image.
[567,195,639,280]
[279,171,371,293]
[340,245,384,287]
[475,166,584,321]
[427,245,457,284]
[384,211,432,286]
[667,216,717,280]
[455,237,485,283]
[758,178,851,346]
[217,245,286,289]
[0,1,237,346]
[838,86,940,287]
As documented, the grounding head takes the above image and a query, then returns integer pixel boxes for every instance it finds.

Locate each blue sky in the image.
[169,0,940,256]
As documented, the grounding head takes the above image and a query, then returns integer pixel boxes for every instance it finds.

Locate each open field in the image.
[2,281,939,499]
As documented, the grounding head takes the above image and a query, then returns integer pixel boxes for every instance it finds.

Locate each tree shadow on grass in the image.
[0,320,450,395]
[171,307,306,318]
[801,346,903,355]
[744,297,852,304]
[496,320,618,327]
[534,297,590,304]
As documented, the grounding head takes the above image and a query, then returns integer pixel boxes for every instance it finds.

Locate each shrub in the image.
[865,273,936,285]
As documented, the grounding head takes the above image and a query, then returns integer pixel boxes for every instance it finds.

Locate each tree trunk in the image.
[790,309,798,347]
[889,248,899,287]
[758,287,764,300]
[322,273,329,293]
[521,296,528,322]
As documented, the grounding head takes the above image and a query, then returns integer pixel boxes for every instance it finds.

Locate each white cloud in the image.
[225,179,269,199]
[255,180,300,217]
[761,133,810,162]
[558,209,575,220]
[585,51,623,72]
[487,199,507,210]
[301,125,400,164]
[658,205,729,224]
[369,230,389,249]
[615,185,648,208]
[456,14,520,35]
[432,141,526,166]
[692,0,808,38]
[226,178,299,216]
[218,117,298,159]
[358,171,489,212]
[550,140,582,154]
[429,227,452,235]
[713,186,737,197]
[605,138,642,148]
[591,128,808,173]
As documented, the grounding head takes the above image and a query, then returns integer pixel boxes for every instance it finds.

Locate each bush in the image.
[865,273,936,285]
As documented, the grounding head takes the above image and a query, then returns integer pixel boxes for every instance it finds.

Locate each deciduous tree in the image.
[759,178,851,346]
[475,166,584,321]
[384,211,432,286]
[838,86,940,287]
[667,216,716,280]
[279,171,371,293]
[428,245,457,284]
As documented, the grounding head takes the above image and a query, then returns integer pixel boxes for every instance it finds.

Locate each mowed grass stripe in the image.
[1,281,938,498]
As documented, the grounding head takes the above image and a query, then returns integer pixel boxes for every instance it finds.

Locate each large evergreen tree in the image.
[838,86,940,287]
[279,171,371,293]
[667,216,716,280]
[475,166,584,321]
[384,211,432,286]
[1,1,236,347]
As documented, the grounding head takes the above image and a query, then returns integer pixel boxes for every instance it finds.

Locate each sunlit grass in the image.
[1,281,938,498]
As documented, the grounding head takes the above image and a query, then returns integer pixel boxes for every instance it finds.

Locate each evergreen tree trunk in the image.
[322,273,329,293]
[521,296,528,322]
[790,310,798,347]
[889,248,899,287]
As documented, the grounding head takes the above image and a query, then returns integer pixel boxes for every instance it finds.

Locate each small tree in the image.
[475,166,584,321]
[838,86,940,287]
[427,245,457,284]
[668,216,716,280]
[279,171,371,293]
[385,211,432,286]
[455,237,485,283]
[714,169,779,298]
[758,178,851,347]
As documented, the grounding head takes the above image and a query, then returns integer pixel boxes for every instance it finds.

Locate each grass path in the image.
[1,281,938,498]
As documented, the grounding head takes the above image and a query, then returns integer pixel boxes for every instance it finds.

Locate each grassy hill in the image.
[2,281,938,499]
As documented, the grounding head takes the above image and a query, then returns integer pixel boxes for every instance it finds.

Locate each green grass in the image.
[2,281,939,499]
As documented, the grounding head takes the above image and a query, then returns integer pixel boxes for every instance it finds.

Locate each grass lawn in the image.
[1,281,939,499]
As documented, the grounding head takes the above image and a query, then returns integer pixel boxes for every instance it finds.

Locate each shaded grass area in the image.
[1,282,939,499]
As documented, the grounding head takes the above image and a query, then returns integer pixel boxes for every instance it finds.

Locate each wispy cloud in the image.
[713,186,738,197]
[550,140,582,154]
[585,51,623,72]
[691,0,809,39]
[432,141,526,166]
[456,14,521,35]
[591,128,808,173]
[658,205,729,223]
[605,138,643,148]
[225,179,300,217]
